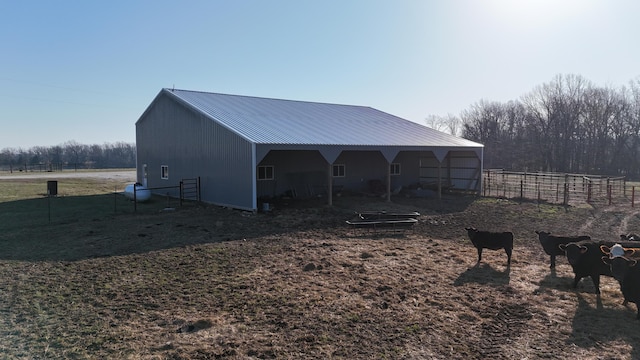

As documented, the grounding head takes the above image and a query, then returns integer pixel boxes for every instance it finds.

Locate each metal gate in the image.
[180,177,201,205]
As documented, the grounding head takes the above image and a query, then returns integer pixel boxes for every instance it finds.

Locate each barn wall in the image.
[257,150,328,198]
[334,150,423,193]
[391,151,421,189]
[256,150,425,198]
[420,150,481,191]
[136,92,255,209]
[333,151,386,193]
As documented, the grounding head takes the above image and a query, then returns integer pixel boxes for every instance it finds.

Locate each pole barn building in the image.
[135,88,484,211]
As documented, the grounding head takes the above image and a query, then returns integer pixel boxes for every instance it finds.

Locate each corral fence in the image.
[132,177,201,212]
[482,169,632,206]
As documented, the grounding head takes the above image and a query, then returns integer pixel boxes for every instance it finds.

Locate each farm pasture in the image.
[1,172,640,359]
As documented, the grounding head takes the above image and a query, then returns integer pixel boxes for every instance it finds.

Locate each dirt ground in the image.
[2,189,640,359]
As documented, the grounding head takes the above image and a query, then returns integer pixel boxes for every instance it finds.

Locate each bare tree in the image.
[63,140,85,171]
[425,114,462,136]
[0,142,135,171]
[520,74,589,172]
[461,100,511,169]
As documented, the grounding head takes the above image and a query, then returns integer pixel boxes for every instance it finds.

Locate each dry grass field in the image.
[1,173,640,359]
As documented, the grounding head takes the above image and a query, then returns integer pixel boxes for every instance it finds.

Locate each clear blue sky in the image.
[1,0,638,149]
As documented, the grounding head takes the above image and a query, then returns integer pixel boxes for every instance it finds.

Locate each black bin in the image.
[47,180,58,196]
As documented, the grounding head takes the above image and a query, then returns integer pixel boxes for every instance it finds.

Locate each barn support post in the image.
[327,163,333,206]
[386,162,392,202]
[446,154,452,190]
[437,161,442,200]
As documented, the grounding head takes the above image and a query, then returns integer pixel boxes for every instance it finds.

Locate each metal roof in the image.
[162,88,483,148]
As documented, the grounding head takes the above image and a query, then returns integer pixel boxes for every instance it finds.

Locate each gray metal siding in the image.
[257,150,328,198]
[136,93,254,209]
[448,151,482,190]
[391,151,421,189]
[420,150,481,190]
[333,151,423,193]
[335,151,387,192]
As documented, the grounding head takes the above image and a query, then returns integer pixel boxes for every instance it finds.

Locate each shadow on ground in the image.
[453,263,511,286]
[0,193,476,262]
[568,293,640,359]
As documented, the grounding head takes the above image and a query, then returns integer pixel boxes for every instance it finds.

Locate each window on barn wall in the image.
[332,164,345,177]
[258,165,274,180]
[390,163,401,176]
[161,165,169,180]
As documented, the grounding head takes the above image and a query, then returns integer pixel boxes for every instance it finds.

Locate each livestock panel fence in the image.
[482,169,632,206]
[132,177,201,212]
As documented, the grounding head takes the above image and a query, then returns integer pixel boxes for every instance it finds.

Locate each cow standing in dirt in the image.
[601,243,640,319]
[465,227,513,266]
[560,240,638,295]
[535,230,590,268]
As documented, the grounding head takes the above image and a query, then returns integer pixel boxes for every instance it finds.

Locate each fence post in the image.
[632,186,635,208]
[538,187,541,203]
[520,180,523,199]
[608,184,612,205]
[587,183,591,203]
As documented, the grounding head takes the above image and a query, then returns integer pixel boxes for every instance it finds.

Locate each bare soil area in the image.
[1,192,640,359]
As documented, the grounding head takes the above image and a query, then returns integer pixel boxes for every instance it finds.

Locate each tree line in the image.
[0,141,136,172]
[431,74,640,179]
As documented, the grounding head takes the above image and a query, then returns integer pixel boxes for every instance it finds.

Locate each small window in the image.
[390,163,401,176]
[332,164,345,177]
[161,165,169,180]
[258,165,274,180]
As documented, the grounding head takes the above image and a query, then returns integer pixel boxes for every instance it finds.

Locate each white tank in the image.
[124,183,151,202]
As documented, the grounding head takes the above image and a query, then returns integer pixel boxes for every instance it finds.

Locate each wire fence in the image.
[482,169,635,207]
[37,178,202,225]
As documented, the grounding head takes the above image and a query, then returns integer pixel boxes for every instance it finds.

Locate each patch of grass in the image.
[0,177,129,203]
